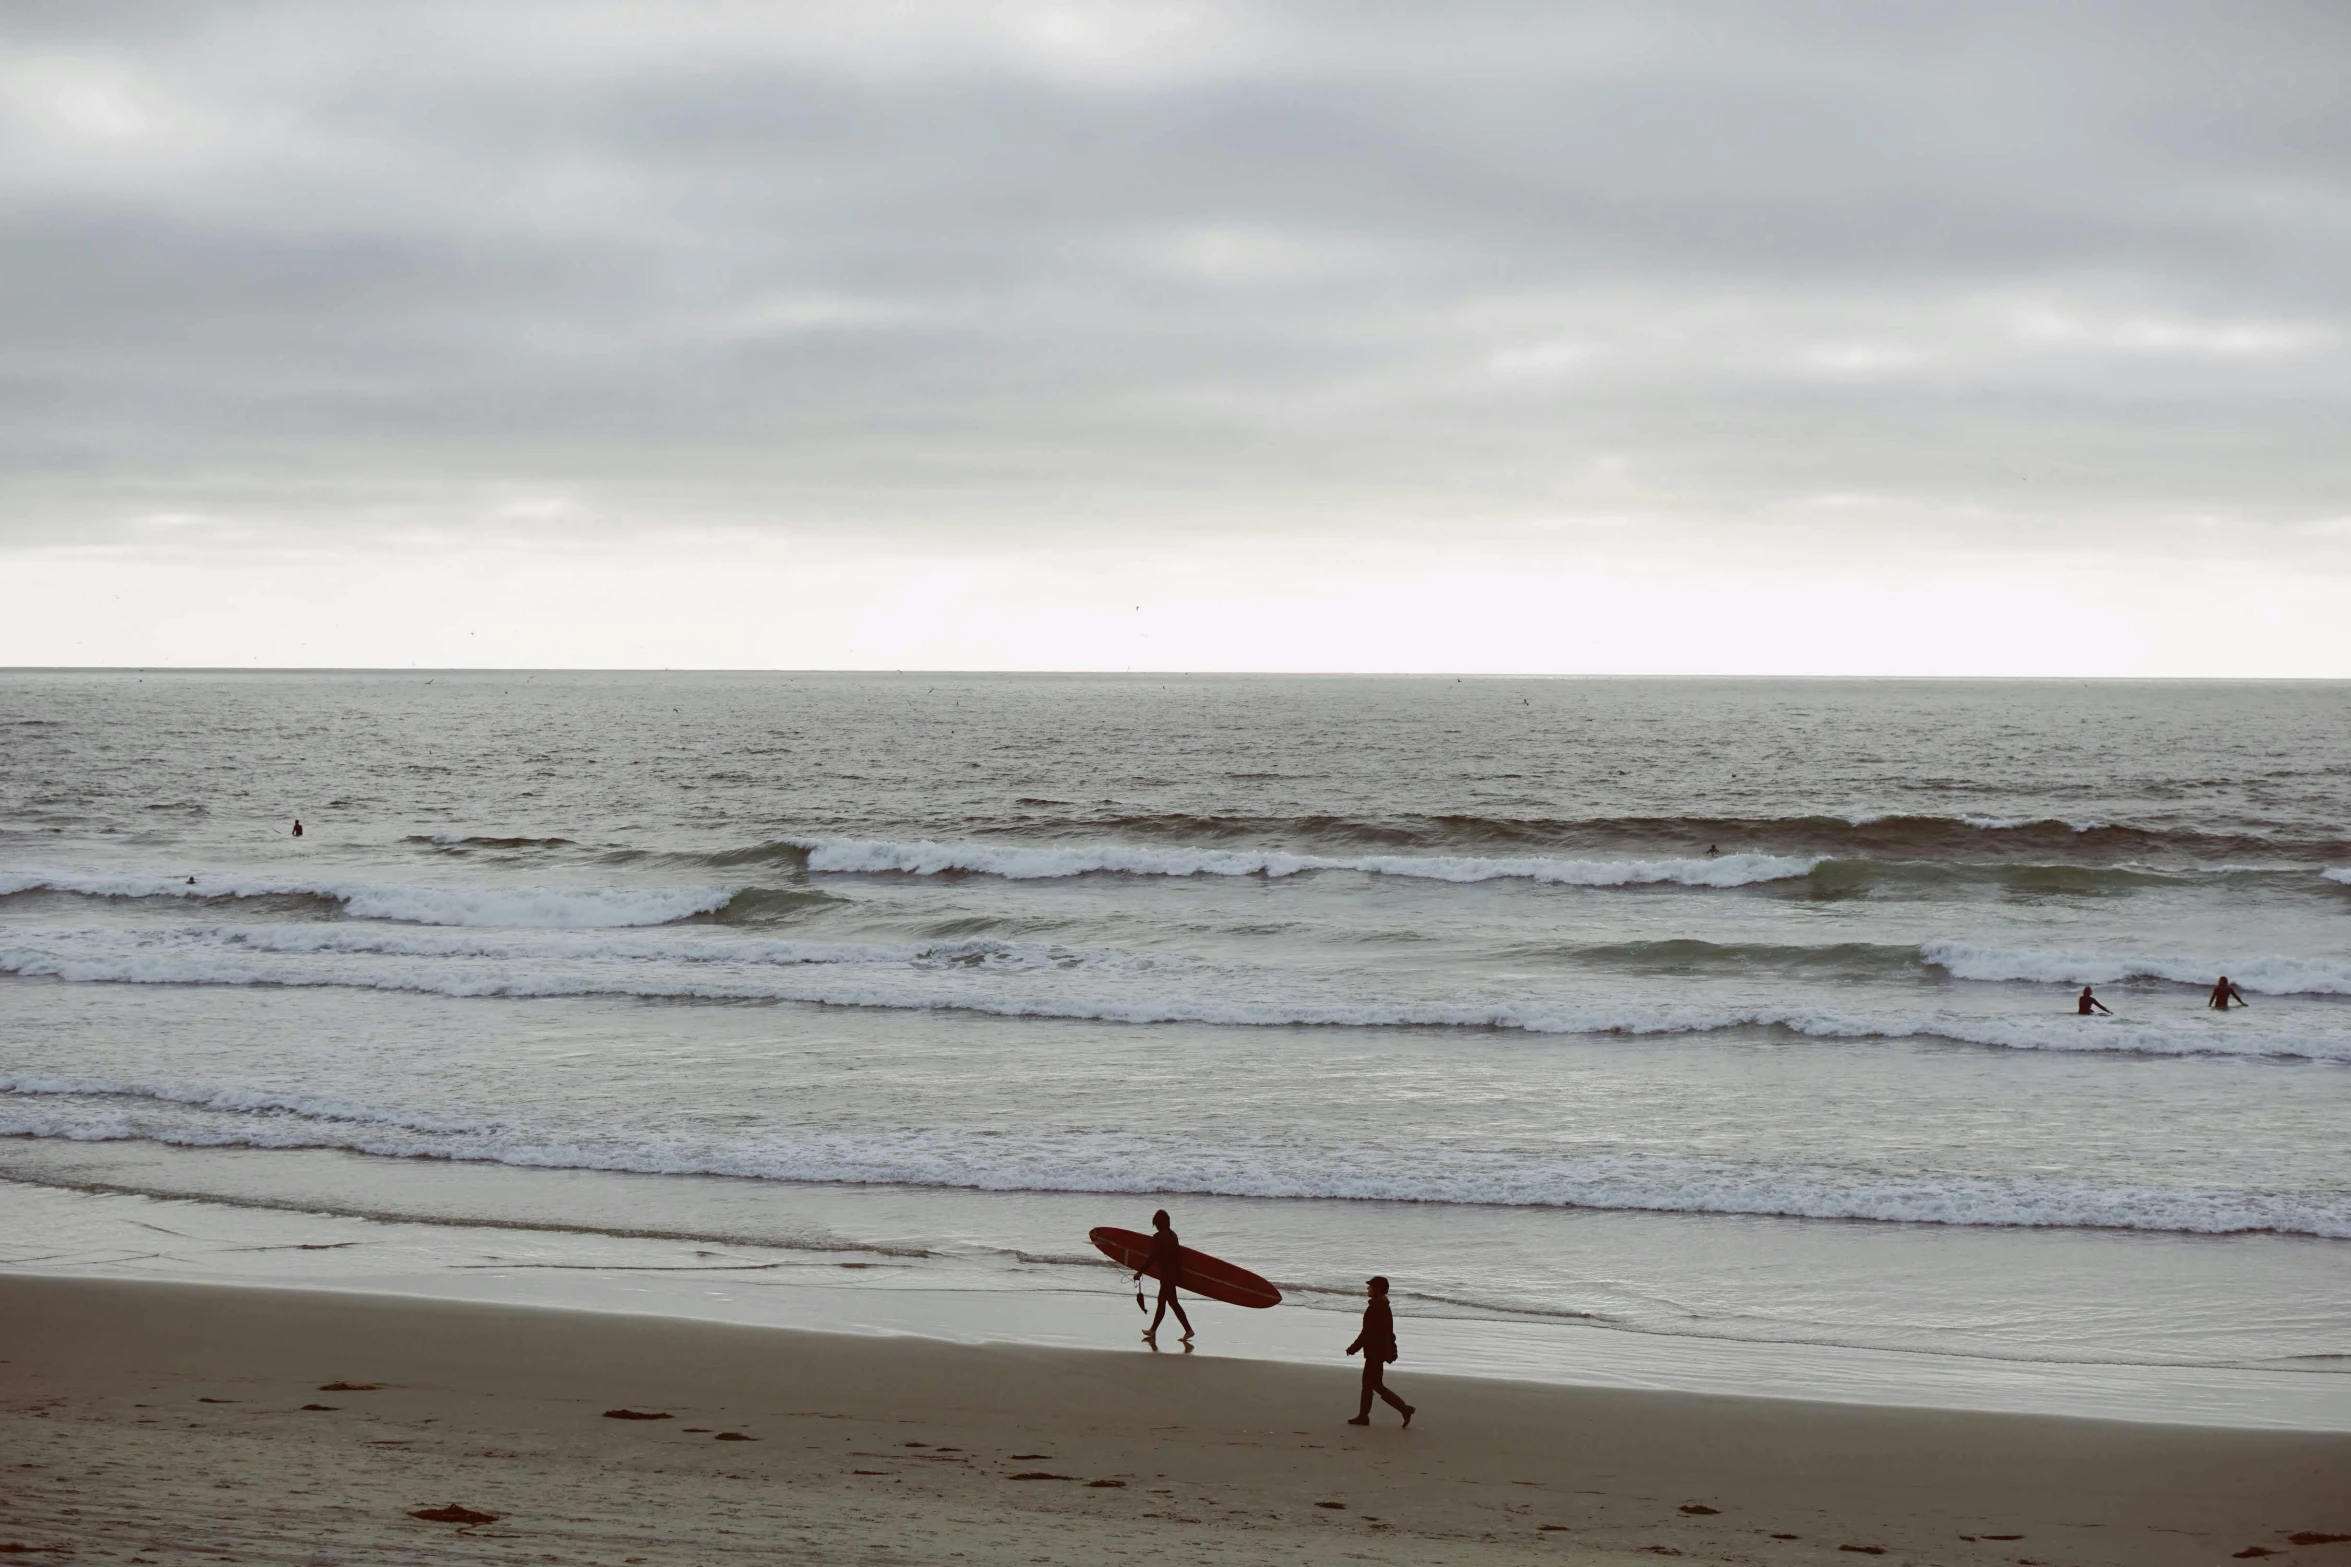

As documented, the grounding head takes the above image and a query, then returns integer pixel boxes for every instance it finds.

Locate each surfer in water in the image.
[2208,975,2249,1010]
[1138,1209,1193,1344]
[2076,986,2112,1016]
[1345,1276,1414,1428]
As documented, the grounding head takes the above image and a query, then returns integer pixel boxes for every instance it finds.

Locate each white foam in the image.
[0,1071,499,1137]
[1922,940,2351,996]
[2325,867,2351,885]
[790,836,1819,888]
[0,868,734,928]
[170,921,1178,976]
[1,1077,2342,1239]
[4,935,2343,1062]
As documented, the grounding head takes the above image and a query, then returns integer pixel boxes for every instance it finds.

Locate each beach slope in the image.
[2,1277,2343,1566]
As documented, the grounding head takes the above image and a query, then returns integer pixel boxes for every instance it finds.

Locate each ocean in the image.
[3,671,2346,1426]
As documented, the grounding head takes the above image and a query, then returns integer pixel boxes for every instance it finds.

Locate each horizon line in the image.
[4,667,2346,683]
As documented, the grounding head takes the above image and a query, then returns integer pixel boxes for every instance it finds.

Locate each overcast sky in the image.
[4,1,2347,672]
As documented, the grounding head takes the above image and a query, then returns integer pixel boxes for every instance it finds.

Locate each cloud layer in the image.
[4,2,2348,668]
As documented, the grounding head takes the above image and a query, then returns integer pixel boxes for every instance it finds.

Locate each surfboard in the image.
[1089,1226,1281,1309]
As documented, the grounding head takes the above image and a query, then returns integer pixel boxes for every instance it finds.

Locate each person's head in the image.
[2217,975,2229,986]
[1151,1208,1170,1230]
[1367,1275,1389,1297]
[2080,985,2092,994]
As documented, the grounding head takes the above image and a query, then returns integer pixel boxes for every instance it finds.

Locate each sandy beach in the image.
[3,1276,2343,1566]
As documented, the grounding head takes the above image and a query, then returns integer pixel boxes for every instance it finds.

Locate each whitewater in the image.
[2,671,2346,1409]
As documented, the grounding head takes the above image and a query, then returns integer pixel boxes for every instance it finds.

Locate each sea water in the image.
[2,672,2345,1425]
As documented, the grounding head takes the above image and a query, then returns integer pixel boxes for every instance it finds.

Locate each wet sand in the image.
[2,1275,2344,1566]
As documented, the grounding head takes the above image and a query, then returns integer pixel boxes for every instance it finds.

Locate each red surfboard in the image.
[1089,1227,1281,1309]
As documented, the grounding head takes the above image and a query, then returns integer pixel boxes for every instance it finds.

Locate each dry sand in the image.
[2,1276,2344,1566]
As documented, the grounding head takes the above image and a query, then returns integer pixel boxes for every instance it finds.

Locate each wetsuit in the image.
[1145,1226,1191,1337]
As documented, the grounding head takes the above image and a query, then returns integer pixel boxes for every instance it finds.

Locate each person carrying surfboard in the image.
[1139,1209,1194,1343]
[1345,1276,1414,1428]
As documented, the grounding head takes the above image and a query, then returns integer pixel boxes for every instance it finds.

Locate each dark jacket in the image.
[1347,1297,1397,1364]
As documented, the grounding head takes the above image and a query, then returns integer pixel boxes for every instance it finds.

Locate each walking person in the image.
[2208,975,2249,1010]
[1346,1276,1414,1428]
[1136,1209,1193,1344]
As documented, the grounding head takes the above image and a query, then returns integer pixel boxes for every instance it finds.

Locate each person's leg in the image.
[1363,1362,1410,1437]
[1147,1289,1168,1335]
[1169,1289,1193,1338]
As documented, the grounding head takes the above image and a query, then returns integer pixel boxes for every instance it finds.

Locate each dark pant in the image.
[1358,1357,1409,1418]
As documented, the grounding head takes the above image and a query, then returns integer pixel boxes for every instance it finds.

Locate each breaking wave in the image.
[699,811,2349,865]
[3,932,2342,1061]
[1923,941,2351,996]
[0,869,735,929]
[773,835,1820,888]
[1,1074,2341,1239]
[688,838,2348,898]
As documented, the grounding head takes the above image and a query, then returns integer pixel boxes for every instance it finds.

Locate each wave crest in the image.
[716,811,2349,865]
[783,835,1820,888]
[3,936,2340,1061]
[1922,941,2351,996]
[2,1076,2341,1239]
[0,869,734,929]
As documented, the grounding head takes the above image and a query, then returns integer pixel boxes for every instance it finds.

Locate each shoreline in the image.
[9,1166,2349,1433]
[4,1274,2346,1566]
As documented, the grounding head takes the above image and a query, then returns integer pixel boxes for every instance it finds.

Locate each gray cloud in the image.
[4,0,2347,567]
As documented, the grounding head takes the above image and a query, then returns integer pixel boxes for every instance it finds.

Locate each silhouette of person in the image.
[291,820,303,838]
[1138,1209,1192,1343]
[2208,976,2248,1010]
[1345,1276,1414,1428]
[2077,986,2111,1016]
